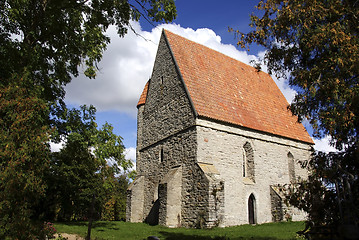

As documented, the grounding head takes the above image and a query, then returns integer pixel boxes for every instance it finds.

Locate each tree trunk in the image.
[86,194,96,240]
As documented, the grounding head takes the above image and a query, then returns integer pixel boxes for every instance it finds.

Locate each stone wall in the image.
[138,34,196,156]
[158,182,167,225]
[128,30,312,227]
[207,175,225,227]
[181,162,209,228]
[138,128,198,224]
[160,166,182,227]
[126,176,144,222]
[129,31,201,226]
[196,118,312,226]
[126,190,131,222]
[270,186,283,222]
[136,105,144,173]
[137,127,224,228]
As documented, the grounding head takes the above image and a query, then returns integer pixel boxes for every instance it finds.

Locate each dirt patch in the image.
[54,233,85,240]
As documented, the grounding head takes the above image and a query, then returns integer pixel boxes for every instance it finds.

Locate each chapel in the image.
[126,30,313,228]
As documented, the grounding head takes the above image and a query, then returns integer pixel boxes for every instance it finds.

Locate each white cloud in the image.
[64,22,338,153]
[125,147,136,162]
[313,136,337,153]
[274,77,297,104]
[124,147,136,173]
[65,21,158,117]
[62,22,342,160]
[50,141,64,152]
[161,24,259,66]
[64,22,265,117]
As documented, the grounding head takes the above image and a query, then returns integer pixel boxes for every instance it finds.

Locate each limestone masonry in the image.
[126,30,314,228]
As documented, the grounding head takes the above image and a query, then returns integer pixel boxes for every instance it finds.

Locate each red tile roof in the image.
[137,81,149,107]
[138,30,313,144]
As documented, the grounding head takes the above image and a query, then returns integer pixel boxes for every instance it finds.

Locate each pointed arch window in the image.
[288,152,295,182]
[243,142,255,182]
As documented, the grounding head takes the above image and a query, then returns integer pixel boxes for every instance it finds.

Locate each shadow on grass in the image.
[158,231,295,240]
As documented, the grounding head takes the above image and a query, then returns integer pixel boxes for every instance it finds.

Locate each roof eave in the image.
[197,115,314,145]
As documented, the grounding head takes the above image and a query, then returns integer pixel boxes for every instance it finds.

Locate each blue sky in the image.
[57,1,336,162]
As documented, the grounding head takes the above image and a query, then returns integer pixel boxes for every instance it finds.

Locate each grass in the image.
[54,221,305,240]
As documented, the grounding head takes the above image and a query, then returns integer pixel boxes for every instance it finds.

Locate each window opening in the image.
[243,142,255,182]
[288,152,295,183]
[242,151,246,177]
[160,148,164,162]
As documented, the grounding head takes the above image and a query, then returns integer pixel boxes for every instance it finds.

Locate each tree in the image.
[101,175,130,221]
[0,1,176,238]
[49,105,133,240]
[232,0,358,238]
[44,105,133,222]
[0,77,51,239]
[1,0,176,101]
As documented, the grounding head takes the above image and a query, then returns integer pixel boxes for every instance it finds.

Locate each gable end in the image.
[162,29,198,118]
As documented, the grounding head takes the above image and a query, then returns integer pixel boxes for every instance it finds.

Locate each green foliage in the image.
[232,0,359,238]
[0,0,176,238]
[0,77,51,239]
[45,105,132,222]
[54,221,305,240]
[287,146,359,239]
[1,0,176,101]
[101,175,129,221]
[232,0,358,148]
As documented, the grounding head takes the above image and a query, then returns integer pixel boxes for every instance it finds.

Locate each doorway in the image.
[248,194,256,224]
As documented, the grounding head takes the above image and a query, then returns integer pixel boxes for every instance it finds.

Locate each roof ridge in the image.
[163,29,313,144]
[138,29,313,144]
[163,29,272,79]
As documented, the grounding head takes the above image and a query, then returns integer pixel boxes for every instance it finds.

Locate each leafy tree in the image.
[0,77,51,239]
[102,175,130,221]
[43,105,133,240]
[45,105,133,222]
[0,1,175,238]
[1,0,176,101]
[232,0,358,238]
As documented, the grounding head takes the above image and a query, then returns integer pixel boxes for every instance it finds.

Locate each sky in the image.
[54,1,337,163]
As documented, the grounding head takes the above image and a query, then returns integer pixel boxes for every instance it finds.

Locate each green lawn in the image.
[54,221,305,240]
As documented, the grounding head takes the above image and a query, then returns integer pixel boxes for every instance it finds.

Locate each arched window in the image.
[243,142,255,182]
[248,194,256,224]
[287,152,295,183]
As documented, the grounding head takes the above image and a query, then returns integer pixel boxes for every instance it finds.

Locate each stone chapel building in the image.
[126,30,314,228]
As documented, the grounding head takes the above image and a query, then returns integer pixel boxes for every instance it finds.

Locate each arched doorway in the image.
[248,194,256,224]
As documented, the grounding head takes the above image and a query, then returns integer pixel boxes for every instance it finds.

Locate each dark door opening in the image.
[248,194,256,224]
